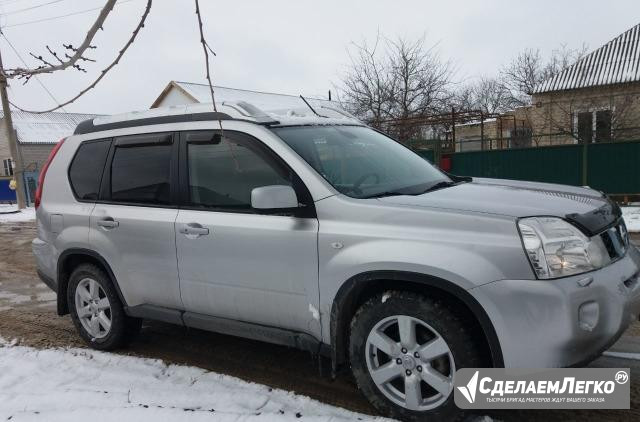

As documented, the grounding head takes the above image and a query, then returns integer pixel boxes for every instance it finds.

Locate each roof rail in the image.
[73,99,358,135]
[223,101,279,124]
[74,111,234,135]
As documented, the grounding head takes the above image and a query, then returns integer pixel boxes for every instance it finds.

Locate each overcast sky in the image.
[0,0,638,115]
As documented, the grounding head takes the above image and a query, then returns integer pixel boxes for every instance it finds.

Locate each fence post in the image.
[582,141,588,186]
[480,112,484,150]
[451,107,456,153]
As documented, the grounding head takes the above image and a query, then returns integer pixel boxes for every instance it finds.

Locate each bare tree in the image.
[387,38,453,117]
[501,44,588,107]
[455,77,511,114]
[339,34,454,141]
[339,34,394,128]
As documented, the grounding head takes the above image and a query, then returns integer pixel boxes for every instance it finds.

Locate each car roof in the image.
[74,101,363,135]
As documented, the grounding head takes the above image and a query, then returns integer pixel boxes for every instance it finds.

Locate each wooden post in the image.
[0,48,26,209]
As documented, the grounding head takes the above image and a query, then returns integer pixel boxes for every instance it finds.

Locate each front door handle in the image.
[179,223,210,237]
[97,217,119,229]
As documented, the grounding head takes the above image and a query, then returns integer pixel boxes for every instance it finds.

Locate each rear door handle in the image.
[97,218,119,229]
[178,223,209,237]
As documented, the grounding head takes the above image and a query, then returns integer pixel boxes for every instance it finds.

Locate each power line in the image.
[3,0,135,28]
[3,0,67,16]
[0,29,67,112]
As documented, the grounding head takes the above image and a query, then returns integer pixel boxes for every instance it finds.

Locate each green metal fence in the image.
[414,150,435,163]
[426,140,640,195]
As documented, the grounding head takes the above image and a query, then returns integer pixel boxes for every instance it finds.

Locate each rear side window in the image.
[69,139,111,200]
[110,134,173,205]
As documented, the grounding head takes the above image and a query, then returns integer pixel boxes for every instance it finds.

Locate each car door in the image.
[89,132,183,310]
[175,130,321,338]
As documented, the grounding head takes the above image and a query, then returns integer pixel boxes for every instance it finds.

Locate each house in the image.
[454,23,640,151]
[524,22,640,146]
[0,111,100,203]
[453,116,531,151]
[152,80,335,111]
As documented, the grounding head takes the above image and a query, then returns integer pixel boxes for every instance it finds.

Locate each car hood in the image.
[377,178,621,236]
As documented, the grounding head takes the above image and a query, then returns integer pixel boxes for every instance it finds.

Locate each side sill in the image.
[183,312,325,355]
[125,304,184,326]
[123,304,329,357]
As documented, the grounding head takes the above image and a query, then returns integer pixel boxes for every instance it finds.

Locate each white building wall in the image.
[155,88,198,108]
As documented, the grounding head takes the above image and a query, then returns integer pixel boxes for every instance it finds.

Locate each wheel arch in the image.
[329,270,504,373]
[57,248,128,316]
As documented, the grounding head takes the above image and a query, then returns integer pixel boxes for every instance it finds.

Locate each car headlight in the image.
[518,217,611,279]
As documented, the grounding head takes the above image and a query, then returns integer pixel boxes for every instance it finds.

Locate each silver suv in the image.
[33,102,640,421]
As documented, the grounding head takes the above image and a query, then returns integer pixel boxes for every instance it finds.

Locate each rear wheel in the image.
[349,291,484,422]
[68,263,141,350]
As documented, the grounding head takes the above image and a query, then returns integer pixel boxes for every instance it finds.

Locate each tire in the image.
[349,291,484,422]
[67,263,141,350]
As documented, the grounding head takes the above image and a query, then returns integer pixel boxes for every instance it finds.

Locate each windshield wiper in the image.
[362,190,409,199]
[363,180,464,199]
[419,180,458,194]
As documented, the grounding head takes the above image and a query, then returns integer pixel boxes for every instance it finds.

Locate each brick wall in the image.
[523,83,640,146]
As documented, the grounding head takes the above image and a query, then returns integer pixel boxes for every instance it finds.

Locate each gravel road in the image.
[1,220,639,421]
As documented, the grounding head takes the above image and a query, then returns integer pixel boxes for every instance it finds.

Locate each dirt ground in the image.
[1,220,639,421]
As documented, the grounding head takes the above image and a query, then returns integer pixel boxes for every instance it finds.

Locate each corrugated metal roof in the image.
[534,23,640,94]
[173,81,338,111]
[1,111,101,144]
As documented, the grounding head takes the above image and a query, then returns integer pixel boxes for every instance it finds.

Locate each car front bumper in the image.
[471,245,640,368]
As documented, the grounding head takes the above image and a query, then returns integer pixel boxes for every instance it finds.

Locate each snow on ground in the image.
[0,204,35,223]
[623,206,640,233]
[0,337,389,422]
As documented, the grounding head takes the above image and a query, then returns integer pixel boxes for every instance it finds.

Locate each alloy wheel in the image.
[365,315,455,411]
[74,278,112,339]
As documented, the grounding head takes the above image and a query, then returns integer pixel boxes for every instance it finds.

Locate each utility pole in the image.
[0,47,26,209]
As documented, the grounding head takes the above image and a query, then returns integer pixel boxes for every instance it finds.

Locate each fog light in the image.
[578,301,599,331]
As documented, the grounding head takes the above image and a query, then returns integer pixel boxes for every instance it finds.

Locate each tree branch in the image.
[9,0,152,113]
[194,0,223,130]
[5,0,117,79]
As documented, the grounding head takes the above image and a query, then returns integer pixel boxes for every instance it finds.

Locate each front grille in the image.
[598,221,628,260]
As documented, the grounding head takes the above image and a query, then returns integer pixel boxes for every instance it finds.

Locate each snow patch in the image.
[0,205,35,223]
[0,338,388,422]
[381,292,392,303]
[622,206,640,233]
[36,291,56,302]
[0,291,31,305]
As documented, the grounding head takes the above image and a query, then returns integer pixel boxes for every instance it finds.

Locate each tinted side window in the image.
[185,132,291,209]
[69,139,111,200]
[110,135,172,205]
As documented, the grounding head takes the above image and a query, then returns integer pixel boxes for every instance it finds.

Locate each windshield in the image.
[271,125,451,198]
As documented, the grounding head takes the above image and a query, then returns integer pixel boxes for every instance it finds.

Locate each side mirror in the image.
[251,185,299,210]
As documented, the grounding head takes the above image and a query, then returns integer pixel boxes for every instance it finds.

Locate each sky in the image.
[0,0,638,115]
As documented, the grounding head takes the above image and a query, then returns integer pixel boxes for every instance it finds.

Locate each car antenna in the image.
[299,95,328,118]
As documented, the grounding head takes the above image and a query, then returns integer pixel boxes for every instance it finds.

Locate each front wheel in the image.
[349,291,484,422]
